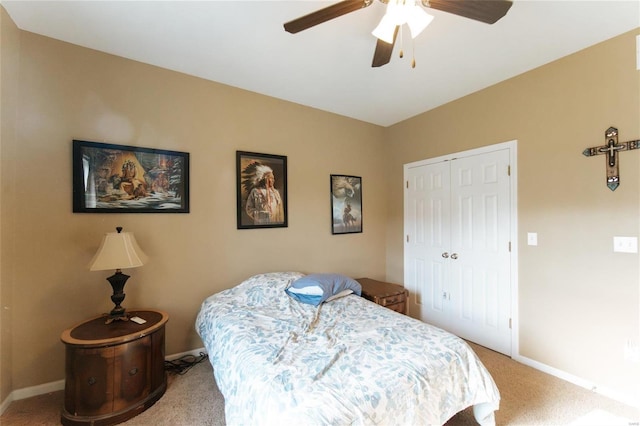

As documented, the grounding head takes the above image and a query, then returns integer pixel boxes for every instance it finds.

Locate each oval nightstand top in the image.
[61,309,169,347]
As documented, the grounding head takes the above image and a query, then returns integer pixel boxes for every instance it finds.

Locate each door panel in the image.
[405,160,450,330]
[451,150,511,354]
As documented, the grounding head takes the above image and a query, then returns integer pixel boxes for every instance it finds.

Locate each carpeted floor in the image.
[2,342,638,425]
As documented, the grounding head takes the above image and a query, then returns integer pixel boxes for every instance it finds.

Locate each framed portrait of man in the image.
[236,151,288,229]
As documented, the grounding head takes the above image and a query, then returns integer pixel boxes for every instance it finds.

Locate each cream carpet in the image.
[2,342,638,425]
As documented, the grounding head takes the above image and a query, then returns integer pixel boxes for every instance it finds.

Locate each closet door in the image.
[404,147,512,356]
[405,160,451,331]
[447,149,511,355]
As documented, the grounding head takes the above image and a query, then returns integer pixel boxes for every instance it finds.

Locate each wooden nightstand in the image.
[356,278,408,315]
[60,310,168,426]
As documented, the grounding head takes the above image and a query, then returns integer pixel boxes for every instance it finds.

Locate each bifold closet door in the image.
[405,148,512,356]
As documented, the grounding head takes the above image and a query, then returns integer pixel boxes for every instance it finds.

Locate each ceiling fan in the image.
[283,0,513,68]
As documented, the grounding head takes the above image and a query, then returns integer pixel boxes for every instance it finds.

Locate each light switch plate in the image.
[637,35,640,70]
[527,232,537,246]
[613,236,638,253]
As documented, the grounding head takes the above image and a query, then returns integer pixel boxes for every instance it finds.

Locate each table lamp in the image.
[89,226,147,324]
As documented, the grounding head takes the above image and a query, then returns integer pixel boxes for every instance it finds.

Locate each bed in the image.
[195,272,500,425]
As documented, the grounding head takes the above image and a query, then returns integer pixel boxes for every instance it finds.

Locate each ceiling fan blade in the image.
[284,0,373,34]
[424,0,513,24]
[371,27,399,68]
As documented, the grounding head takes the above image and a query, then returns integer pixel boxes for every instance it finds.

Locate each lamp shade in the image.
[372,14,398,44]
[89,228,147,271]
[406,7,433,39]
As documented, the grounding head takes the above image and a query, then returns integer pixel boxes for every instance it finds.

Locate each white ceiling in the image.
[2,0,639,127]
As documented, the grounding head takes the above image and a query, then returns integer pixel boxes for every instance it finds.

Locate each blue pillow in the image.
[285,273,362,306]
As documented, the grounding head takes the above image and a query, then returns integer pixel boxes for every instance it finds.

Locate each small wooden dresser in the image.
[356,278,408,315]
[60,310,168,426]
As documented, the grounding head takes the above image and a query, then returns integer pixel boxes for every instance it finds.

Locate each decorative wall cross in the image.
[582,127,639,191]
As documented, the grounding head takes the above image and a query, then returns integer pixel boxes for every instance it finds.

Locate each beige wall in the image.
[0,7,20,403]
[1,4,638,406]
[1,22,387,391]
[384,29,640,399]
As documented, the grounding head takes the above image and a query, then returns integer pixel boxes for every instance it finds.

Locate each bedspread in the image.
[196,272,500,425]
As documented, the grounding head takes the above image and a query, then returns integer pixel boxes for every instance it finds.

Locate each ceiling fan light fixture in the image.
[372,14,397,44]
[372,0,433,43]
[406,7,433,39]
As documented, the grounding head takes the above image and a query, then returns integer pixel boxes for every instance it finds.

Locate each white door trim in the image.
[403,140,519,358]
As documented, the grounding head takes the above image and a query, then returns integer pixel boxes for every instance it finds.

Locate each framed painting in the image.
[331,174,362,234]
[236,151,288,229]
[72,140,189,213]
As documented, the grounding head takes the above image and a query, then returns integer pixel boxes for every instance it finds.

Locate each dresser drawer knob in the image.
[87,377,96,386]
[129,367,138,376]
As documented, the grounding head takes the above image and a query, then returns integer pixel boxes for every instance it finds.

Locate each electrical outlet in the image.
[613,236,638,253]
[624,339,640,362]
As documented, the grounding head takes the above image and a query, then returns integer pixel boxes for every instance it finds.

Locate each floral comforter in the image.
[195,272,500,425]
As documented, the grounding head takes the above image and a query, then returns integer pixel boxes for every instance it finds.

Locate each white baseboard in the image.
[0,347,209,416]
[513,354,639,408]
[12,379,65,400]
[0,394,13,417]
[166,346,207,361]
[0,379,65,417]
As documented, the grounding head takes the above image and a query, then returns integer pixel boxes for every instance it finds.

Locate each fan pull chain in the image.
[411,38,416,68]
[397,25,418,68]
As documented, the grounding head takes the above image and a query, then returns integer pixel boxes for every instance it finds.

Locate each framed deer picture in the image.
[330,174,362,235]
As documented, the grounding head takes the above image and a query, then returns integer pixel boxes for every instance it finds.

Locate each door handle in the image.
[442,252,449,258]
[451,253,459,260]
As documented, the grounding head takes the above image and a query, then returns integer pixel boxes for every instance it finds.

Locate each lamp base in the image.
[104,270,131,325]
[104,311,130,324]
